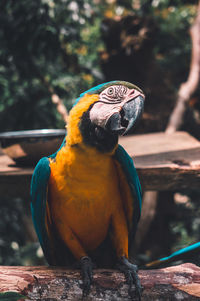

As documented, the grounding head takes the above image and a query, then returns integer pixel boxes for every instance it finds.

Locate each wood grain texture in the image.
[0,132,200,197]
[0,263,200,300]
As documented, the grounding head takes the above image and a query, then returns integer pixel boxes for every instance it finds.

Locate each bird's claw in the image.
[80,256,93,298]
[117,256,142,301]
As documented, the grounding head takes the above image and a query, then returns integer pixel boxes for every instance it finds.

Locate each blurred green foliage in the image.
[0,197,46,265]
[0,0,197,131]
[152,2,197,86]
[0,0,104,131]
[170,190,200,255]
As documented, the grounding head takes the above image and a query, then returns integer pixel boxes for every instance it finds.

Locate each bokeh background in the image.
[0,0,200,267]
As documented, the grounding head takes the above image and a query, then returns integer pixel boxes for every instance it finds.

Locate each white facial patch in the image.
[99,85,129,103]
[89,85,143,129]
[89,101,123,128]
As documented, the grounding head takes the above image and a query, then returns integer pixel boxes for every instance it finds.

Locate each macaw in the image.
[30,81,145,300]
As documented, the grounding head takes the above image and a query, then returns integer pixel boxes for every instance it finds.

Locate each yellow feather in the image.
[67,93,99,146]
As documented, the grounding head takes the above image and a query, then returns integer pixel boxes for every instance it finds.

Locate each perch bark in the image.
[0,263,200,300]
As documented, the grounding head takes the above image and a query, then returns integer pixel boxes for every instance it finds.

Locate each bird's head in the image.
[67,81,145,153]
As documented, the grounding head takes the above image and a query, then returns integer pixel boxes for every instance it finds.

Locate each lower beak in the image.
[105,95,145,135]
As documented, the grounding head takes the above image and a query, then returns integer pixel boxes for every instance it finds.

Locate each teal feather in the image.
[30,157,52,263]
[114,144,142,246]
[146,241,200,268]
[159,242,200,263]
[30,134,67,264]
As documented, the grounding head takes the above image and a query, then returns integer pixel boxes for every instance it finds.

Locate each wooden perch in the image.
[0,131,200,200]
[0,263,200,300]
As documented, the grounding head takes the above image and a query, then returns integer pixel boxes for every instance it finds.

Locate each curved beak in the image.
[105,95,145,135]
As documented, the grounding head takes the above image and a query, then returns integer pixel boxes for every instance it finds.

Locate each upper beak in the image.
[105,95,145,135]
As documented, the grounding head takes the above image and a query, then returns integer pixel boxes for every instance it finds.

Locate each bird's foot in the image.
[80,256,93,298]
[117,256,142,301]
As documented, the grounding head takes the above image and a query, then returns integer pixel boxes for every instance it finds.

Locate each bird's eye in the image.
[100,85,123,102]
[107,87,114,95]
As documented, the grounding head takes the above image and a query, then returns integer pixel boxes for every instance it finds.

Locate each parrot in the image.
[30,80,145,300]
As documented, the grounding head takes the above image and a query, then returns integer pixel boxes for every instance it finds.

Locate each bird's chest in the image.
[49,154,121,249]
[50,161,119,215]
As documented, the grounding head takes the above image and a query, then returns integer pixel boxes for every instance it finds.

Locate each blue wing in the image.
[30,137,66,264]
[114,144,142,245]
[30,157,53,264]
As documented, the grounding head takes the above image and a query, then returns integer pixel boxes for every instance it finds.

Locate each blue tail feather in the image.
[146,241,200,268]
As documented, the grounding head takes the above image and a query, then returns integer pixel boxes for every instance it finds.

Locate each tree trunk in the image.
[0,263,200,300]
[166,1,200,134]
[137,1,200,254]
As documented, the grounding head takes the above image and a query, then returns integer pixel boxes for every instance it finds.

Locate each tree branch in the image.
[137,1,200,254]
[166,1,200,134]
[27,57,69,125]
[0,263,200,300]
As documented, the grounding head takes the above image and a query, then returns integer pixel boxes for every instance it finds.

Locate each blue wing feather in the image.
[30,137,66,264]
[30,157,52,263]
[114,144,142,244]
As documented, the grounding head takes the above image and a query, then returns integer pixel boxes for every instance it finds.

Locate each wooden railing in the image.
[1,132,200,199]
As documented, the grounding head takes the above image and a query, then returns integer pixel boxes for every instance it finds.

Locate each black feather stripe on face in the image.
[79,104,118,153]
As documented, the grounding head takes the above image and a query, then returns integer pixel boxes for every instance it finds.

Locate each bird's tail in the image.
[145,241,200,268]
